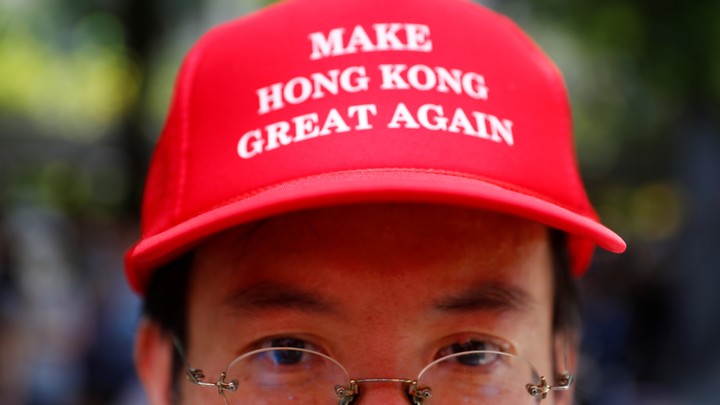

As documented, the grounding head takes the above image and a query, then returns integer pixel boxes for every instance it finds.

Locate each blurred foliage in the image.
[496,0,720,245]
[0,8,139,141]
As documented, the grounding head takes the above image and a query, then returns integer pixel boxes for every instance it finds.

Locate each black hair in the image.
[550,229,582,336]
[142,252,192,390]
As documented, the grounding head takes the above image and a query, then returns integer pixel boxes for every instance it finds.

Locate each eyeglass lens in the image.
[413,350,542,404]
[223,347,350,404]
[220,348,544,404]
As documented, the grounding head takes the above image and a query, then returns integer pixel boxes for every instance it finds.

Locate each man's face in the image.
[180,204,559,404]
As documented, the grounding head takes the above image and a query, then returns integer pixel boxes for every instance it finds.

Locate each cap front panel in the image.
[178,0,584,225]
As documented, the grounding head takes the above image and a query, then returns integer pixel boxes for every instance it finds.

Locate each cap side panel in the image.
[172,36,210,229]
[489,11,595,214]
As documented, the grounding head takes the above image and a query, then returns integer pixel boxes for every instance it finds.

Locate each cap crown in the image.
[127,0,625,293]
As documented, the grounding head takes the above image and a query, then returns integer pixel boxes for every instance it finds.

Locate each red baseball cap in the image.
[125,0,626,294]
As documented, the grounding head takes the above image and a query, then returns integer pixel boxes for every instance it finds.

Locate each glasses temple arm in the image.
[526,372,575,400]
[171,335,238,395]
[171,336,204,382]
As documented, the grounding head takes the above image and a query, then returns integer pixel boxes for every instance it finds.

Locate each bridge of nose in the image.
[351,380,416,405]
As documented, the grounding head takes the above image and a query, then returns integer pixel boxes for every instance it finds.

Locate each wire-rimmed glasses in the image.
[176,342,573,404]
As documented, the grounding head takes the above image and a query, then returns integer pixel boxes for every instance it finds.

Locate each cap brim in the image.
[126,169,626,293]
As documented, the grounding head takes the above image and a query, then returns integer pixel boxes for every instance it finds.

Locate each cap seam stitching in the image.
[173,41,207,224]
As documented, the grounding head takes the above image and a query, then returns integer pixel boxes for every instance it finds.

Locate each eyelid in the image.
[253,334,328,354]
[435,332,515,358]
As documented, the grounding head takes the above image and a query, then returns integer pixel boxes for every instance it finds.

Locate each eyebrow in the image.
[223,281,340,316]
[432,281,533,313]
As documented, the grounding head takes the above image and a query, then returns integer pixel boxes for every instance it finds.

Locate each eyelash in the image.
[257,335,325,354]
[261,337,308,349]
[438,339,501,356]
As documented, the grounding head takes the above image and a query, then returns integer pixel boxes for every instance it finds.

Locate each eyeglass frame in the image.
[172,337,574,404]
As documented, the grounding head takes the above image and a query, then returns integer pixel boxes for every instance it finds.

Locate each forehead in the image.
[190,204,551,302]
[186,204,555,374]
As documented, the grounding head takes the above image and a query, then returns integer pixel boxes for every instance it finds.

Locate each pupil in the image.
[271,349,303,365]
[269,338,306,365]
[452,341,492,366]
[457,352,488,366]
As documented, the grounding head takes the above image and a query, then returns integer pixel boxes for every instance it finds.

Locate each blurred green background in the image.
[1,0,718,404]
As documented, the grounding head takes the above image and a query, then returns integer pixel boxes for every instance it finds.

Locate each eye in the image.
[438,339,504,367]
[260,337,313,366]
[267,337,307,349]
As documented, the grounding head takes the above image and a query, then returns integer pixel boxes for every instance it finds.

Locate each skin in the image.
[136,203,574,404]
